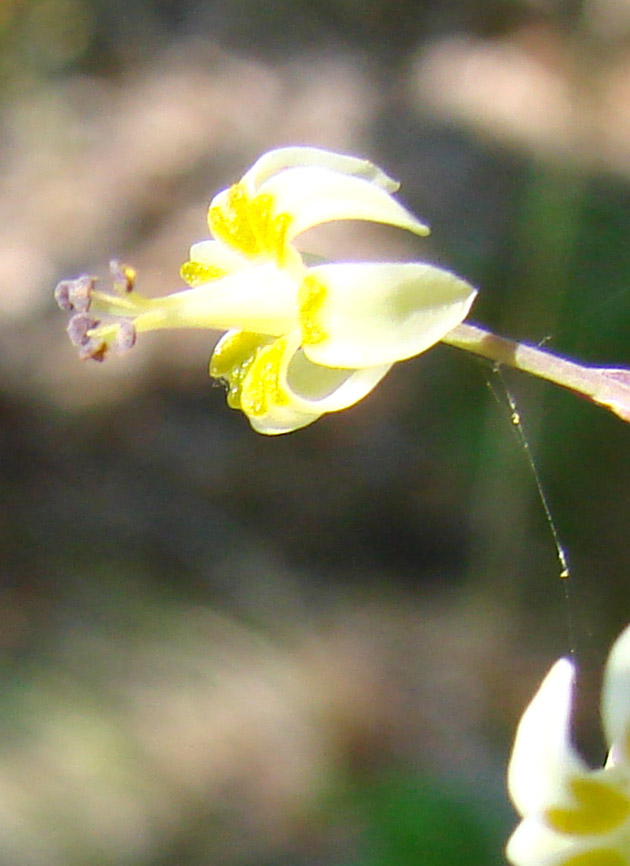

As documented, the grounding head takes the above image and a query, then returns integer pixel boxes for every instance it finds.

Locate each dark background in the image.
[1,0,630,863]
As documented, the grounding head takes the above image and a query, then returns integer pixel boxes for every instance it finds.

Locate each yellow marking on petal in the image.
[209,331,272,411]
[556,848,625,866]
[208,182,293,264]
[240,336,291,419]
[179,260,226,287]
[297,274,328,345]
[545,778,630,836]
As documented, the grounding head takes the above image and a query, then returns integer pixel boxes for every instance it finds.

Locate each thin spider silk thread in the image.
[485,364,576,657]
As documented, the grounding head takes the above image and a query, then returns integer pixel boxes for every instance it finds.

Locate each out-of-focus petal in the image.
[602,624,630,763]
[508,659,587,817]
[299,262,476,368]
[506,817,589,866]
[241,146,401,194]
[259,167,429,240]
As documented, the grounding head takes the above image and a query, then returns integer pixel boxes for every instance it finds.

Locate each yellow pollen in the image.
[545,777,630,836]
[208,182,293,263]
[180,260,226,287]
[298,274,328,345]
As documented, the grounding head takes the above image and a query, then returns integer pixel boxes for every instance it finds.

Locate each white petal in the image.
[187,240,249,273]
[602,624,630,762]
[259,167,429,240]
[285,348,392,411]
[506,816,584,866]
[254,348,392,435]
[241,146,401,194]
[230,330,392,435]
[508,659,587,817]
[137,263,299,336]
[300,262,477,368]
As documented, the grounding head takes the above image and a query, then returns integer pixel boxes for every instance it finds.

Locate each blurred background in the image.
[2,0,630,863]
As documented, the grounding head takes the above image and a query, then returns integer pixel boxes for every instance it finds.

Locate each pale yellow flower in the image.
[55,147,477,434]
[507,624,630,866]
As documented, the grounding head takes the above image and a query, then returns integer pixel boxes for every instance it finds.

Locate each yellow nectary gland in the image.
[180,260,226,286]
[545,778,630,837]
[209,331,273,411]
[297,274,328,345]
[208,183,292,263]
[241,337,290,418]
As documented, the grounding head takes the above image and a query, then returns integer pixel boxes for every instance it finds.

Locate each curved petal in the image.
[284,344,392,411]
[602,624,630,763]
[180,240,251,286]
[299,262,477,368]
[508,659,587,817]
[135,263,299,336]
[506,816,587,866]
[211,329,392,434]
[258,167,429,240]
[187,240,250,272]
[241,146,401,195]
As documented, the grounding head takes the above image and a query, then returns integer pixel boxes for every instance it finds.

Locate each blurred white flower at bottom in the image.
[507,625,630,866]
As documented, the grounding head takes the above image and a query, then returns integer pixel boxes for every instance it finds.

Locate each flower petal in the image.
[602,624,630,763]
[180,240,250,286]
[506,817,589,866]
[259,167,430,240]
[187,240,250,272]
[135,263,299,336]
[241,146,401,195]
[545,776,630,836]
[211,329,392,434]
[298,262,477,368]
[508,659,587,817]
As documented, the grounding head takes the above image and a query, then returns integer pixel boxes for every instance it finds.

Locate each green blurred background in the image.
[1,0,630,862]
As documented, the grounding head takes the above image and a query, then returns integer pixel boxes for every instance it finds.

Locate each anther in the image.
[67,312,99,346]
[115,320,137,354]
[54,275,96,312]
[109,259,136,293]
[67,313,107,362]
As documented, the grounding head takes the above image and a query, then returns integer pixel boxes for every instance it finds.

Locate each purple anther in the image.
[67,313,99,346]
[54,280,73,310]
[109,259,136,293]
[78,341,107,362]
[115,320,137,354]
[54,275,95,312]
[67,314,108,361]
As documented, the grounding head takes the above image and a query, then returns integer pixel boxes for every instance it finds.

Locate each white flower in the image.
[507,624,630,866]
[55,146,477,434]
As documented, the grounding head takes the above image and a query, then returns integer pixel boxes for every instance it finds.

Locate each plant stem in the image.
[442,322,630,423]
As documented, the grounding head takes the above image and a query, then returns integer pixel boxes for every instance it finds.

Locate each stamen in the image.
[115,320,137,354]
[54,275,96,313]
[67,313,107,362]
[109,259,137,294]
[57,261,145,362]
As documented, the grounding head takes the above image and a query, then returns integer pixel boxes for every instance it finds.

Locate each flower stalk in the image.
[442,322,630,423]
